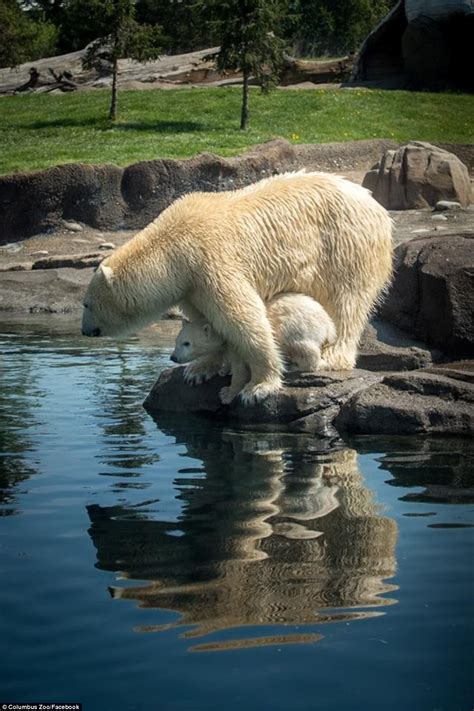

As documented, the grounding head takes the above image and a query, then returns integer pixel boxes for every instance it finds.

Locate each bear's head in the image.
[82,262,132,337]
[170,320,225,363]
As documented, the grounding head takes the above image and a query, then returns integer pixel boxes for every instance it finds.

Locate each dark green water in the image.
[1,320,473,711]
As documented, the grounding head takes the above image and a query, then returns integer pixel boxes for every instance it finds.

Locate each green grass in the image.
[0,87,472,175]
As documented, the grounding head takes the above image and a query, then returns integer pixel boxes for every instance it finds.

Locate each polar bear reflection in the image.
[88,428,398,648]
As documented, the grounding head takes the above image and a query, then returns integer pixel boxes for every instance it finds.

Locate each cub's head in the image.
[82,262,128,337]
[170,320,225,364]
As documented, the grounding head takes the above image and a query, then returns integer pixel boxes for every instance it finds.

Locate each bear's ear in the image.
[101,264,115,285]
[202,323,211,337]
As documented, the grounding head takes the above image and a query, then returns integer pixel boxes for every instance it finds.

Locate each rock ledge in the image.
[144,362,474,437]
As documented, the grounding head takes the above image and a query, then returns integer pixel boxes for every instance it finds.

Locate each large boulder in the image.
[363,142,471,209]
[336,366,474,436]
[380,233,474,356]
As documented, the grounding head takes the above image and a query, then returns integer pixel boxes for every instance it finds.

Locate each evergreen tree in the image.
[196,0,288,130]
[0,0,58,68]
[82,0,165,121]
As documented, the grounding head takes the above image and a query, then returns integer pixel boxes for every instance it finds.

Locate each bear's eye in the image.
[183,341,190,347]
[83,303,89,309]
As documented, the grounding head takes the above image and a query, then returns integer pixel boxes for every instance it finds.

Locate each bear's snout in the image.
[170,353,178,362]
[82,327,101,337]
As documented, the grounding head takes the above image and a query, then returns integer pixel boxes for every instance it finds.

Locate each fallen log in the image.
[280,54,354,86]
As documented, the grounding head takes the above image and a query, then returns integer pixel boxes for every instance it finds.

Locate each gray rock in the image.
[143,366,381,438]
[380,233,474,356]
[431,213,448,221]
[357,318,441,371]
[434,200,462,211]
[62,220,83,232]
[363,142,471,210]
[336,368,474,436]
[31,252,104,270]
[99,242,116,250]
[0,267,92,313]
[144,362,474,436]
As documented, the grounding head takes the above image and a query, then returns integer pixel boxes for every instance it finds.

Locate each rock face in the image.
[380,233,474,356]
[0,268,92,313]
[144,362,474,437]
[337,368,474,436]
[363,142,471,209]
[356,318,441,371]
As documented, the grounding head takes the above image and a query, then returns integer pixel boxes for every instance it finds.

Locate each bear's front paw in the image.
[239,378,282,406]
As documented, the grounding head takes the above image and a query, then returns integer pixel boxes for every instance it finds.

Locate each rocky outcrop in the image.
[380,233,474,356]
[144,367,382,438]
[356,318,441,371]
[336,367,474,436]
[144,361,474,437]
[363,142,472,210]
[352,1,473,92]
[0,268,92,313]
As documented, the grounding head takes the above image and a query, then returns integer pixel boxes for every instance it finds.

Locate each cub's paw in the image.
[219,386,238,405]
[239,379,282,406]
[183,357,221,386]
[183,364,205,386]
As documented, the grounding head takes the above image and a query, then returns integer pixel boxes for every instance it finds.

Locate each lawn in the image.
[0,86,472,175]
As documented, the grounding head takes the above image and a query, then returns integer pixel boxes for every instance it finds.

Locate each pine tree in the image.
[82,0,165,121]
[197,0,287,130]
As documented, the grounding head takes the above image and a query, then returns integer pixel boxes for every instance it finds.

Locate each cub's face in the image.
[82,264,127,337]
[170,321,224,363]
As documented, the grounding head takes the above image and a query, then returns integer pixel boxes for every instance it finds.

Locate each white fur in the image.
[82,171,393,403]
[172,294,337,402]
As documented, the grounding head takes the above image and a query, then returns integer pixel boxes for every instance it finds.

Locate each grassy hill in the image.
[0,86,472,175]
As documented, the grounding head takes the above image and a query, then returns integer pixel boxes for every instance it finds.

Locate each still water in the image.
[0,319,473,711]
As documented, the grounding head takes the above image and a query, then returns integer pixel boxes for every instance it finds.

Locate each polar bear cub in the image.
[171,293,336,401]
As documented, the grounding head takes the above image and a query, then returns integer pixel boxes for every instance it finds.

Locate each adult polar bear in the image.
[82,171,393,403]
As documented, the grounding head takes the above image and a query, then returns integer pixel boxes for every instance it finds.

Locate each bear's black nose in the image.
[170,354,177,362]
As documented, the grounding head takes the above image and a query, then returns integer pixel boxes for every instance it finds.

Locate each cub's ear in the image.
[101,264,115,284]
[202,323,211,336]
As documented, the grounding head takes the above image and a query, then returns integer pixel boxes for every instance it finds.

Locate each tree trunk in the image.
[240,69,249,130]
[109,57,118,121]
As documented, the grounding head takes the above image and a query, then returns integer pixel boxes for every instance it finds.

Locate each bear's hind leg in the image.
[319,292,372,370]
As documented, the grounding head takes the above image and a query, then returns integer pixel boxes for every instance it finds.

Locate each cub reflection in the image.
[88,419,398,649]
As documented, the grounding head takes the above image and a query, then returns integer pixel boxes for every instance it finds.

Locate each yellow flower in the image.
[291,133,300,141]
